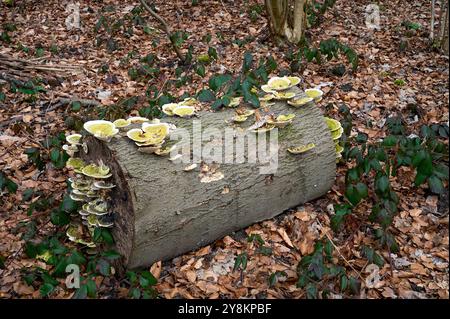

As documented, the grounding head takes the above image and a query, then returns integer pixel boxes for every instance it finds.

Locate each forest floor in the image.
[0,0,448,299]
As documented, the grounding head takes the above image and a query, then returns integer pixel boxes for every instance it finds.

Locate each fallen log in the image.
[80,94,336,269]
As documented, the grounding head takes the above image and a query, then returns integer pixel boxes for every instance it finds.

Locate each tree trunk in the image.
[439,0,449,54]
[265,0,308,43]
[80,89,336,269]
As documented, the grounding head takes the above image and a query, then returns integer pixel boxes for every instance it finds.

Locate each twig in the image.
[139,0,185,64]
[220,0,231,16]
[386,236,395,278]
[317,220,364,281]
[3,211,49,226]
[431,0,436,40]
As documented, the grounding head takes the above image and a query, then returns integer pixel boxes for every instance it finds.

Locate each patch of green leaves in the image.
[0,171,18,194]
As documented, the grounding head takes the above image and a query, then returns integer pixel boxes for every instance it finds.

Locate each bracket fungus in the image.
[287,143,316,154]
[179,97,198,106]
[273,91,296,100]
[83,120,119,142]
[287,96,314,108]
[267,114,296,128]
[66,157,85,170]
[172,105,196,118]
[66,225,96,248]
[142,122,170,137]
[232,114,250,123]
[305,88,324,102]
[64,131,118,249]
[127,128,158,144]
[66,133,82,145]
[324,117,344,161]
[262,76,301,92]
[267,77,291,90]
[250,124,276,133]
[113,119,132,130]
[81,161,112,179]
[259,94,275,102]
[62,144,79,157]
[128,116,150,124]
[228,97,242,108]
[162,103,179,116]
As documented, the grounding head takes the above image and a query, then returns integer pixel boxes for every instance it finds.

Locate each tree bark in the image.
[81,89,336,269]
[439,0,449,54]
[265,0,308,43]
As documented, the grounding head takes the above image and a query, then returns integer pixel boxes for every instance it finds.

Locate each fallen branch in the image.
[0,97,100,130]
[139,0,185,64]
[317,220,365,281]
[0,53,83,84]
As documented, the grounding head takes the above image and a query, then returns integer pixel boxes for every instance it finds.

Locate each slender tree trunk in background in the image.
[431,0,436,40]
[265,0,308,43]
[439,0,449,54]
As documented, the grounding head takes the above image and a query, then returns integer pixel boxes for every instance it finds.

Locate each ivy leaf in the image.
[196,64,206,77]
[242,51,253,73]
[348,277,360,295]
[139,271,157,288]
[355,182,368,199]
[382,135,397,147]
[208,74,232,92]
[305,283,318,299]
[434,163,449,180]
[130,287,141,299]
[241,79,260,108]
[5,178,18,193]
[86,279,97,298]
[375,175,389,195]
[417,153,433,177]
[74,284,88,299]
[428,176,444,194]
[340,275,348,291]
[331,204,351,231]
[412,150,426,167]
[257,245,273,256]
[345,184,362,206]
[211,96,231,110]
[102,250,122,260]
[39,283,54,297]
[97,258,111,276]
[233,252,248,271]
[197,89,216,102]
[66,250,87,266]
[356,133,368,144]
[100,228,114,245]
[207,47,218,60]
[71,101,82,112]
[126,271,138,285]
[50,209,70,226]
[414,172,427,186]
[60,194,78,213]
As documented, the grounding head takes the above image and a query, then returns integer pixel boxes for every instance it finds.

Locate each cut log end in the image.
[81,137,135,267]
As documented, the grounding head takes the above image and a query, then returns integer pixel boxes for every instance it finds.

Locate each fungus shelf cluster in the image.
[161,97,197,117]
[223,75,340,155]
[63,134,116,247]
[324,117,345,162]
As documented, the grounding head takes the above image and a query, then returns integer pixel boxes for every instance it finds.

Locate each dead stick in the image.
[139,0,185,64]
[318,220,365,281]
